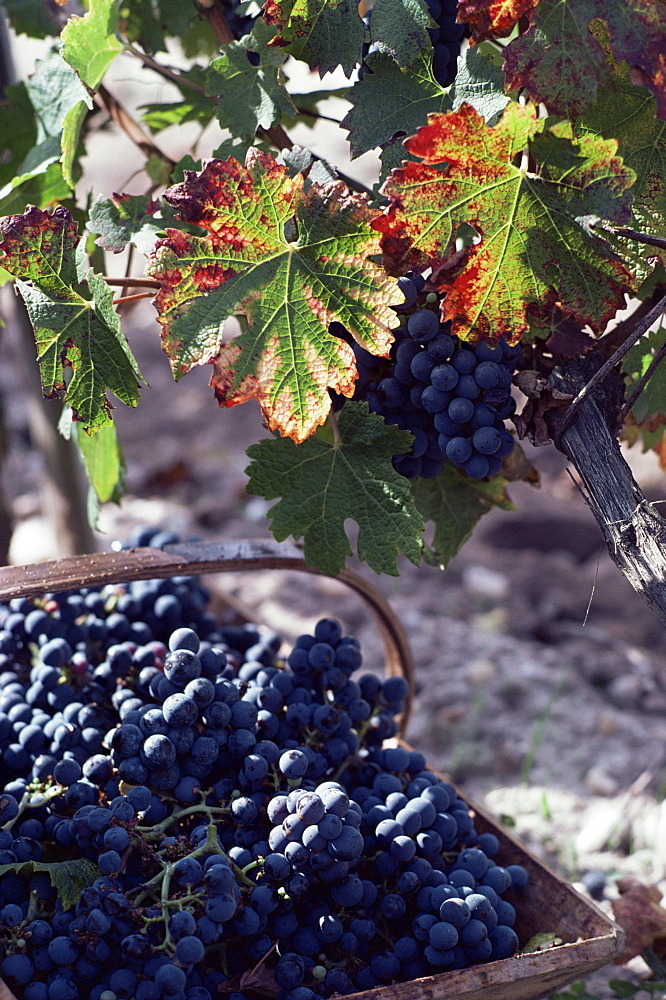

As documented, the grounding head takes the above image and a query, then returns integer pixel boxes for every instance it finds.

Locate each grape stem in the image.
[137,801,231,838]
[95,85,175,167]
[594,222,666,252]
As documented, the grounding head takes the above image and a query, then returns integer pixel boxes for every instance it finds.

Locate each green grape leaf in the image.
[379,140,418,189]
[342,51,451,159]
[450,43,510,123]
[412,464,514,567]
[376,102,637,342]
[206,20,297,139]
[0,51,92,207]
[73,420,126,504]
[61,0,123,92]
[500,0,666,121]
[622,325,666,424]
[576,60,666,279]
[245,402,423,574]
[118,0,167,54]
[140,65,214,134]
[262,0,366,77]
[0,164,71,218]
[87,194,165,254]
[0,84,37,191]
[0,206,143,429]
[0,859,101,912]
[368,0,434,70]
[1,0,62,37]
[147,151,399,442]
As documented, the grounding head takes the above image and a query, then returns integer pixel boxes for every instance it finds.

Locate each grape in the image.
[407,309,439,342]
[0,565,530,1000]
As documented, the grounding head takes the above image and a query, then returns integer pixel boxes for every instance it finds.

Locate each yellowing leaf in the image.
[375,102,637,341]
[0,205,143,429]
[147,151,400,442]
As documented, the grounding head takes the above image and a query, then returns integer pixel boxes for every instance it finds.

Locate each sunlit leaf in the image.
[0,205,143,429]
[245,402,423,574]
[147,151,400,442]
[375,102,637,341]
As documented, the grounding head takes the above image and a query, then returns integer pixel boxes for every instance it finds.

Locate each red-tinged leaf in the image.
[0,205,143,428]
[147,151,398,443]
[502,0,666,121]
[375,102,637,342]
[458,0,539,42]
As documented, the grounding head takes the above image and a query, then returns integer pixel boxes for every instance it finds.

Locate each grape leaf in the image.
[206,20,298,139]
[501,0,666,121]
[73,421,126,505]
[368,0,434,70]
[118,0,167,55]
[0,51,92,207]
[1,0,63,37]
[413,464,514,567]
[61,0,123,92]
[0,164,71,219]
[622,326,666,424]
[449,44,510,124]
[341,51,451,159]
[0,84,37,191]
[262,0,366,77]
[458,0,539,41]
[141,66,214,134]
[87,194,165,254]
[0,205,143,429]
[147,151,398,442]
[0,859,100,912]
[245,402,423,574]
[576,61,666,277]
[375,102,637,341]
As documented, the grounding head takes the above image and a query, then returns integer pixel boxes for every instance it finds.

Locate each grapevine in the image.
[0,4,665,583]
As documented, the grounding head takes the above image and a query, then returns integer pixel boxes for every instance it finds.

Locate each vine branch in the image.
[593,222,666,252]
[106,278,161,289]
[199,0,236,45]
[124,45,206,94]
[96,85,175,167]
[550,357,666,628]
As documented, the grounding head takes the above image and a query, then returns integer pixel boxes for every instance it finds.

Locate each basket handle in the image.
[0,539,415,727]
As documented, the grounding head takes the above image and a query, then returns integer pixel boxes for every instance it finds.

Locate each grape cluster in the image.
[427,0,469,88]
[0,530,528,999]
[342,275,519,480]
[359,0,468,86]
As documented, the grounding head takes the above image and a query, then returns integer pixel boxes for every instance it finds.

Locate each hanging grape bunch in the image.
[360,0,468,83]
[338,274,519,481]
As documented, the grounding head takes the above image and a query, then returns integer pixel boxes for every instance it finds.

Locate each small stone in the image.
[584,765,619,797]
[607,674,644,706]
[466,658,497,686]
[596,712,621,737]
[462,565,509,602]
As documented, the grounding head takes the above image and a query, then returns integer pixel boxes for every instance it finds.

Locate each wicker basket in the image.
[0,539,625,1000]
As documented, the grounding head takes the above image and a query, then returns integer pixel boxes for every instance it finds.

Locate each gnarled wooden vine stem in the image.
[549,360,666,627]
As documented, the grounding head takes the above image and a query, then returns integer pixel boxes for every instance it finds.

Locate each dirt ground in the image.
[2,297,666,997]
